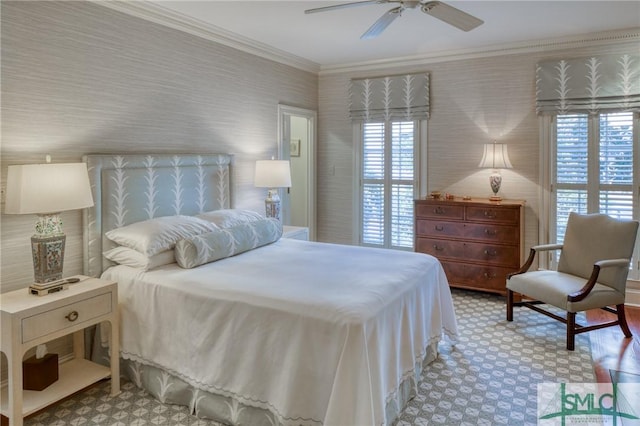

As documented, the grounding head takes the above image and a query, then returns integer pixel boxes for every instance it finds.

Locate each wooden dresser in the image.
[414,198,525,296]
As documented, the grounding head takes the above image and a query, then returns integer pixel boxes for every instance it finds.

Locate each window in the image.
[358,120,422,249]
[551,111,639,277]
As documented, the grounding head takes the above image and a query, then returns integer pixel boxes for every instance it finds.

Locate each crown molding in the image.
[90,2,638,78]
[91,0,321,74]
[319,28,640,75]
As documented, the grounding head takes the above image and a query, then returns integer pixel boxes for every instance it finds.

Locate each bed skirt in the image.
[114,340,439,426]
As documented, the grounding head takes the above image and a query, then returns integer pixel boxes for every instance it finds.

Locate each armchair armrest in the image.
[507,244,564,279]
[594,258,631,268]
[568,258,631,302]
[531,243,564,252]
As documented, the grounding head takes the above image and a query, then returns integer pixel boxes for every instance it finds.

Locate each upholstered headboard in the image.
[83,154,233,277]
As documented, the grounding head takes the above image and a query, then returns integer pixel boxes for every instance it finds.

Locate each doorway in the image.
[277,104,317,240]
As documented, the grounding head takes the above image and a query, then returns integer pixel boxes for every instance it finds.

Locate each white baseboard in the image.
[626,288,640,307]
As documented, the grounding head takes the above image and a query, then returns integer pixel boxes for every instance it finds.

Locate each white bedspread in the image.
[103,238,458,425]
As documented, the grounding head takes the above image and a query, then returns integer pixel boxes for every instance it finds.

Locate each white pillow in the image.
[104,247,175,271]
[105,215,217,256]
[197,209,263,228]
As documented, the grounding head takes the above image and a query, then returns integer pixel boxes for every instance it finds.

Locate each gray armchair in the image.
[506,212,638,350]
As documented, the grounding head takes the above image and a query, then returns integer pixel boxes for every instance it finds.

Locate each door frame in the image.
[277,104,317,240]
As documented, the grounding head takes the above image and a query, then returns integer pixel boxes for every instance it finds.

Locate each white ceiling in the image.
[145,1,640,69]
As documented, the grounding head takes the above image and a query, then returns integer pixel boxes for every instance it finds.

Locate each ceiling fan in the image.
[304,0,483,39]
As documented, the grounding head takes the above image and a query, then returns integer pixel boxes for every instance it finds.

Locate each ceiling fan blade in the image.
[305,0,387,14]
[421,1,483,32]
[361,6,403,39]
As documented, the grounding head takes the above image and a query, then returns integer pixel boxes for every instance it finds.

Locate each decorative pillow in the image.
[196,209,263,228]
[103,247,175,271]
[105,215,217,256]
[175,218,282,269]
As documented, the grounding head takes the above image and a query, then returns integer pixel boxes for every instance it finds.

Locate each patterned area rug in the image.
[25,289,594,425]
[396,289,594,425]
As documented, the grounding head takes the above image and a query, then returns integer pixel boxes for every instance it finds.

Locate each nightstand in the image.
[0,276,119,426]
[283,225,310,241]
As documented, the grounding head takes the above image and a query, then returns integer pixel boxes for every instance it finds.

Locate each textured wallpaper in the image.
[0,1,317,291]
[1,2,637,289]
[317,44,639,248]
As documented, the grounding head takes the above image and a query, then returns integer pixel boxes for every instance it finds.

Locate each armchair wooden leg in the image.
[567,312,576,351]
[617,304,633,338]
[506,289,513,322]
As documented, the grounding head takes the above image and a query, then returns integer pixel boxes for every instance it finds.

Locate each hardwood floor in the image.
[587,304,640,382]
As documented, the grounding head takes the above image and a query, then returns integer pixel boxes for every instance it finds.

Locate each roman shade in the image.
[536,54,640,114]
[350,73,430,122]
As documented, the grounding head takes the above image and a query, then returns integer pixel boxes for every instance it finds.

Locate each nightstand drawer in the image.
[21,293,112,343]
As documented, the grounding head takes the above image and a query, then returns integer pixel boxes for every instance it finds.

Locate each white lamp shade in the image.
[5,163,94,214]
[254,160,292,188]
[478,143,513,169]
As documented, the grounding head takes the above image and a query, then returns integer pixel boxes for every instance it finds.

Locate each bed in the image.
[83,153,458,426]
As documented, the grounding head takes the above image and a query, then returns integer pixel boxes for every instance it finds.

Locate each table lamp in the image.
[254,159,291,221]
[4,158,94,283]
[478,142,512,201]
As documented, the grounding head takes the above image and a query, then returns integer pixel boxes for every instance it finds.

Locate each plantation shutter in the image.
[536,54,640,115]
[361,121,416,249]
[362,122,386,245]
[555,114,589,242]
[554,112,635,244]
[598,112,635,220]
[390,121,415,248]
[350,73,430,122]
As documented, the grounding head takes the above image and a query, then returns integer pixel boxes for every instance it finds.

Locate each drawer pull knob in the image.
[483,211,495,218]
[65,310,79,322]
[483,272,497,279]
[433,244,444,251]
[483,249,497,256]
[433,207,444,214]
[435,225,444,231]
[484,229,497,236]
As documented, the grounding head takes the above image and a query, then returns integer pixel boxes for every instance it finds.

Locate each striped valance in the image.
[350,73,430,122]
[536,54,640,115]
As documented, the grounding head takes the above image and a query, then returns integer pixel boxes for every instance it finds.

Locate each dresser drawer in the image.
[464,222,519,244]
[415,203,464,220]
[464,241,520,267]
[466,206,519,224]
[441,261,518,292]
[416,219,465,239]
[416,237,465,259]
[463,264,518,292]
[22,293,112,343]
[440,261,466,284]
